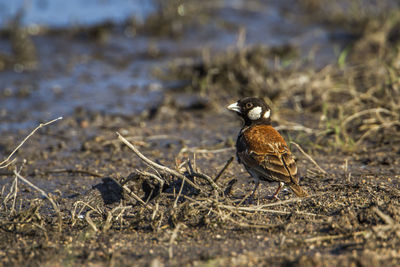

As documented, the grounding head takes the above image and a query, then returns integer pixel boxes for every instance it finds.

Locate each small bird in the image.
[227,97,308,199]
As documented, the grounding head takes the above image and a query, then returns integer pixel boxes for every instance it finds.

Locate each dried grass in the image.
[114,132,325,231]
[1,2,400,265]
[163,11,400,148]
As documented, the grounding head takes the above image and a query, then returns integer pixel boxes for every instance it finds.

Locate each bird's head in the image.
[227,97,271,126]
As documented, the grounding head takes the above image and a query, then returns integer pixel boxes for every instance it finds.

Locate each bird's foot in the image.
[266,182,284,201]
[266,194,280,201]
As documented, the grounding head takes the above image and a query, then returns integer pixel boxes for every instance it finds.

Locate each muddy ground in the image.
[1,0,400,266]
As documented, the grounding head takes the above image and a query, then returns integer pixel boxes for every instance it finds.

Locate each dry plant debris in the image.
[165,14,400,148]
[1,1,400,265]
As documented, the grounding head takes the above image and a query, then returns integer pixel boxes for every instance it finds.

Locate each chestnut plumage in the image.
[228,97,308,199]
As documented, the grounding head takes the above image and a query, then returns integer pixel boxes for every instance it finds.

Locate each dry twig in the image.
[290,141,327,174]
[218,203,321,217]
[173,176,185,208]
[0,117,63,168]
[275,124,314,134]
[122,185,150,208]
[14,169,62,231]
[72,200,103,225]
[117,132,203,192]
[14,170,59,213]
[179,147,235,154]
[169,223,183,259]
[214,156,234,182]
[85,210,98,232]
[304,231,367,243]
[373,206,394,225]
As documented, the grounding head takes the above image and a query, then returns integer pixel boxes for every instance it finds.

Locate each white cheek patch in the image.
[263,109,271,119]
[248,106,262,120]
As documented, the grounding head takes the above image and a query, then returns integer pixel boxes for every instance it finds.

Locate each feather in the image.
[237,124,308,197]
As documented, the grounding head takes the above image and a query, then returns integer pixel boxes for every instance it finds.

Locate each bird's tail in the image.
[288,182,309,197]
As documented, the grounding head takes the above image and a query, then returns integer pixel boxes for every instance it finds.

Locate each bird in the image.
[227,97,308,199]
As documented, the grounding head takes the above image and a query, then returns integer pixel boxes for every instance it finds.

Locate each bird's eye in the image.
[245,102,253,109]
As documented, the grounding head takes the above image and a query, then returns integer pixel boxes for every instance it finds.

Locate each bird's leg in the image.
[250,179,260,200]
[270,182,284,200]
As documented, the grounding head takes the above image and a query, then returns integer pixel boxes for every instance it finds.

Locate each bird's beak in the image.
[227,102,241,113]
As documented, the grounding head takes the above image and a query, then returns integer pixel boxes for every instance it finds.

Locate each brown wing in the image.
[238,125,299,185]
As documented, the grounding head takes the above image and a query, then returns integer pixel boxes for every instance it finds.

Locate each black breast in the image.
[235,131,247,164]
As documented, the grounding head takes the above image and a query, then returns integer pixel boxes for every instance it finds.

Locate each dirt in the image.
[1,0,400,266]
[1,103,399,266]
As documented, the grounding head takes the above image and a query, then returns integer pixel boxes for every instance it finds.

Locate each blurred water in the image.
[0,35,164,131]
[0,0,350,132]
[0,0,154,28]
